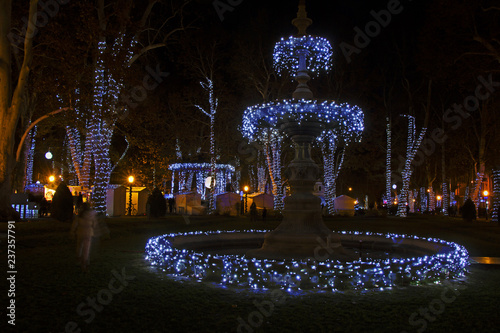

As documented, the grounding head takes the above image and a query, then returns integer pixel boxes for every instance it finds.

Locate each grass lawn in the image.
[2,214,500,333]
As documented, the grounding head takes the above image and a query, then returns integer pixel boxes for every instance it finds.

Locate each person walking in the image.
[70,203,97,272]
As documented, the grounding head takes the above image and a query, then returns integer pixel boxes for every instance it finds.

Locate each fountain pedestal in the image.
[247,120,349,260]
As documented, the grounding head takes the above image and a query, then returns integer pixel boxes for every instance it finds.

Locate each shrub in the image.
[148,188,167,218]
[51,182,74,222]
[462,198,476,222]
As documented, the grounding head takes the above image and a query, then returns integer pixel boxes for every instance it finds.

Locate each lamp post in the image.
[244,185,249,214]
[483,190,489,220]
[128,175,134,216]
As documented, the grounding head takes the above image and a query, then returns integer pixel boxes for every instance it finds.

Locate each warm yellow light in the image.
[354,200,358,204]
[427,189,430,192]
[243,186,249,192]
[483,190,489,197]
[128,175,134,184]
[437,195,442,201]
[348,187,352,191]
[49,175,55,182]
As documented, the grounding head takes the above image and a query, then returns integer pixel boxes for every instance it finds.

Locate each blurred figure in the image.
[168,197,176,214]
[39,197,49,217]
[75,192,84,215]
[250,202,257,222]
[70,203,97,272]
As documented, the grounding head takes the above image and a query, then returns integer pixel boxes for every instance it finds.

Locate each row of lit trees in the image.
[1,0,190,218]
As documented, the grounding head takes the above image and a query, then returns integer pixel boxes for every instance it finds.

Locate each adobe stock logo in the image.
[340,0,408,63]
[117,64,170,120]
[8,0,71,53]
[212,0,244,22]
[62,267,135,333]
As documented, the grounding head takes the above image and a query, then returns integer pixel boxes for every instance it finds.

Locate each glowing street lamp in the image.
[128,175,134,216]
[243,186,249,214]
[48,175,55,183]
[483,190,489,220]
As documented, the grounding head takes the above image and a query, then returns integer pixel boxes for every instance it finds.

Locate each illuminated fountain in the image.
[242,0,363,260]
[145,1,468,292]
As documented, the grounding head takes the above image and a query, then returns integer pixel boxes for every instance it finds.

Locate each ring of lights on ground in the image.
[145,230,469,292]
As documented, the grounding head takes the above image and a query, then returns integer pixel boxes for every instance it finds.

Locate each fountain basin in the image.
[145,230,469,292]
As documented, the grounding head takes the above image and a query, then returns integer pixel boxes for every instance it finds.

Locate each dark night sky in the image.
[205,0,429,52]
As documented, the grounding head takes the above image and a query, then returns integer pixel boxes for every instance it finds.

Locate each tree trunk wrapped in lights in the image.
[428,187,436,212]
[195,78,218,213]
[23,126,36,189]
[492,168,500,223]
[257,166,267,194]
[397,114,427,217]
[263,129,284,212]
[442,182,449,215]
[88,0,182,214]
[471,165,485,209]
[441,122,449,215]
[396,76,431,217]
[89,36,123,214]
[320,131,346,215]
[66,123,94,190]
[420,187,427,212]
[385,117,392,206]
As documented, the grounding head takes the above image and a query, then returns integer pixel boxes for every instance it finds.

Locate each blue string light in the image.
[169,163,235,173]
[145,230,469,292]
[241,99,364,142]
[273,35,333,77]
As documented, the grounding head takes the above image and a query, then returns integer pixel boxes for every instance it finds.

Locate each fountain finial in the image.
[292,0,312,36]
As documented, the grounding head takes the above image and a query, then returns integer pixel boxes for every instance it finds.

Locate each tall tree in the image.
[419,0,500,211]
[65,0,188,214]
[233,28,291,212]
[0,0,38,220]
[397,78,431,217]
[195,78,218,213]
